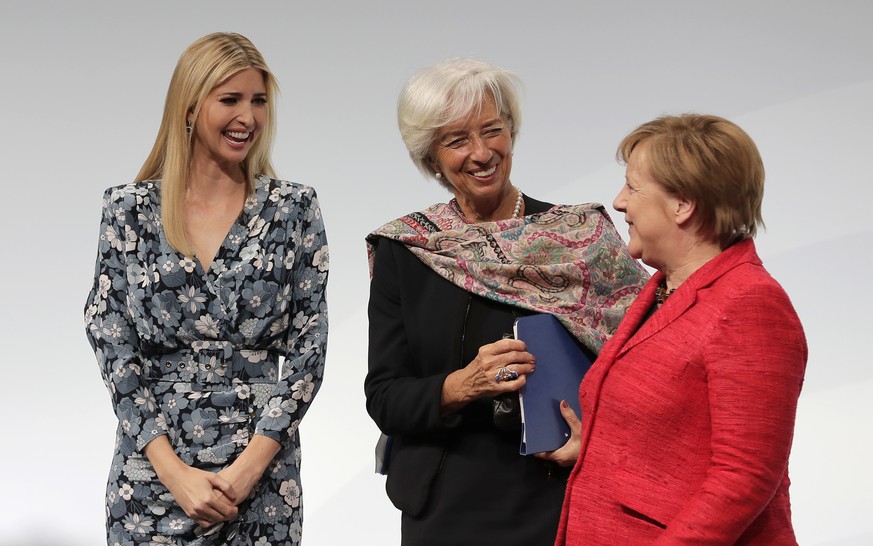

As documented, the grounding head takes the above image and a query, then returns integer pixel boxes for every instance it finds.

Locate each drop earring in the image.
[186,120,192,135]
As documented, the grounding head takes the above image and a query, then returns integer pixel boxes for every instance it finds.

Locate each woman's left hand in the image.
[217,463,259,507]
[218,435,282,506]
[535,400,581,467]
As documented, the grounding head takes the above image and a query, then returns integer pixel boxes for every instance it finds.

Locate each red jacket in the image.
[556,239,807,545]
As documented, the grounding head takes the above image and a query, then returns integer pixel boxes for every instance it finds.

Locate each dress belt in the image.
[144,340,279,382]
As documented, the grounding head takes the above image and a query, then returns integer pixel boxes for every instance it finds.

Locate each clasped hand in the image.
[147,435,269,529]
[163,465,239,528]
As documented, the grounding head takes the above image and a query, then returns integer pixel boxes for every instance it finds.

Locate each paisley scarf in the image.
[367,199,649,353]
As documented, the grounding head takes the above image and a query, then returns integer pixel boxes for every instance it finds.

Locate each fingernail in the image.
[560,400,568,408]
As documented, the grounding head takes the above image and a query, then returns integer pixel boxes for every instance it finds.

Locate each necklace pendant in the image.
[655,283,676,305]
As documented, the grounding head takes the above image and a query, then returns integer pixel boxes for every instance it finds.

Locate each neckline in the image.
[164,175,270,277]
[450,188,524,223]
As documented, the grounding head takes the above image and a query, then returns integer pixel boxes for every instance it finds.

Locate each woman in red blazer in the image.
[555,114,807,545]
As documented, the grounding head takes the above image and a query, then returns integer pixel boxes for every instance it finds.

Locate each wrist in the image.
[239,435,281,477]
[143,437,187,482]
[440,370,472,415]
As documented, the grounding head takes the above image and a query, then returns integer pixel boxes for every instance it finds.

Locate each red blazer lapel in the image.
[575,274,660,460]
[614,240,762,359]
[617,277,695,357]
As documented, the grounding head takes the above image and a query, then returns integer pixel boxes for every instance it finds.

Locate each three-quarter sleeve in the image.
[84,188,167,452]
[252,187,329,447]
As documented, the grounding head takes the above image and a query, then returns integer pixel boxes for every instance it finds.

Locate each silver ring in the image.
[495,367,519,382]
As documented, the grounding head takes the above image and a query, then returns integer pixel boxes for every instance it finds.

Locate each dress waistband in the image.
[144,340,280,383]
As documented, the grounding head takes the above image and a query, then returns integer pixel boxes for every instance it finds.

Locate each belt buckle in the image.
[192,340,232,385]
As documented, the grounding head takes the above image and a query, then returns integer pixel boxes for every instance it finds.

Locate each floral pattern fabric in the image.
[85,175,329,545]
[367,200,647,352]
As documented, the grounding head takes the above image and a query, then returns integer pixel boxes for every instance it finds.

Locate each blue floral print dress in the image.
[84,175,328,545]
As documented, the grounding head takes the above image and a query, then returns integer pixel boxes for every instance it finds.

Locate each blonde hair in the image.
[135,32,279,256]
[397,58,522,188]
[617,114,765,248]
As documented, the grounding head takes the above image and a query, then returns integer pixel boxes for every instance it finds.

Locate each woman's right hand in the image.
[144,436,238,527]
[162,465,239,528]
[440,337,535,415]
[535,400,581,467]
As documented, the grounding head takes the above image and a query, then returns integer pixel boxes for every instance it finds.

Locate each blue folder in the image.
[514,314,592,455]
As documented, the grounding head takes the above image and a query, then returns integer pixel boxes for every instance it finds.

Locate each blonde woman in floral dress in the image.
[84,32,328,545]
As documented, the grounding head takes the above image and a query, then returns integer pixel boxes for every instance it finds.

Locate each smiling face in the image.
[190,67,267,172]
[613,141,683,270]
[429,94,515,219]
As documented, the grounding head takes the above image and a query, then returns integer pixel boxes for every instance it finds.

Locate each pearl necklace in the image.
[511,186,523,219]
[452,186,523,222]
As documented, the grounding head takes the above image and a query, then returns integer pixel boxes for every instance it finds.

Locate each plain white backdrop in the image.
[1,1,871,544]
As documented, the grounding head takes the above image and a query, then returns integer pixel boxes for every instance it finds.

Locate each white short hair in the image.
[397,58,523,185]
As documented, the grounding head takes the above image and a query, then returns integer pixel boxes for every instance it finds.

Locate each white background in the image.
[1,1,871,544]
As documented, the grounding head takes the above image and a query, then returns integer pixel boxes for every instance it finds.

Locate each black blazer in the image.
[365,196,554,516]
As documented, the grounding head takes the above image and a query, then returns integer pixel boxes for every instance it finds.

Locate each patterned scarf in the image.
[367,199,649,353]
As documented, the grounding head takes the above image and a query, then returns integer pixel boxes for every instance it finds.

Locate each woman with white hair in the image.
[85,32,328,545]
[364,58,647,545]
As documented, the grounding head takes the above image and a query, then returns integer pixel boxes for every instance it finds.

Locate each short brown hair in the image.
[617,114,765,248]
